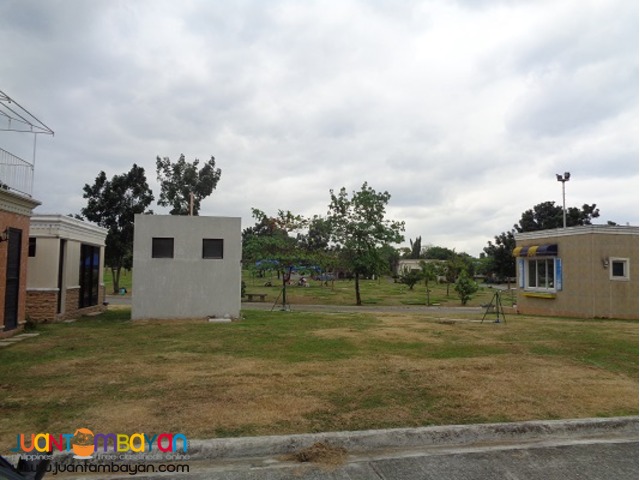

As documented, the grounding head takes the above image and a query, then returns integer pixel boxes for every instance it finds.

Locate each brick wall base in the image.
[26,290,58,323]
[26,287,106,324]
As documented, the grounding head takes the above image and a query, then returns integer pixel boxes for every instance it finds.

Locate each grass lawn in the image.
[0,306,636,450]
[242,271,515,307]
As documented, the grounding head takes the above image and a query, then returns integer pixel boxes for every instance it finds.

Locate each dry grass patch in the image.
[0,308,636,451]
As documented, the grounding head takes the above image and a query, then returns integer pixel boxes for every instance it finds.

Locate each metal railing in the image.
[0,147,33,197]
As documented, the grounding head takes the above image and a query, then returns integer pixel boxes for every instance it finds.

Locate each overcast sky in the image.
[1,0,637,255]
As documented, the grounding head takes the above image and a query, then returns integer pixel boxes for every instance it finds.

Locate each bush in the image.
[454,270,478,305]
[398,270,422,290]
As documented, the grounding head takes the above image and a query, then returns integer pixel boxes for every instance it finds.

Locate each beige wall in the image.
[27,237,60,288]
[65,240,81,288]
[515,227,638,319]
[26,215,107,321]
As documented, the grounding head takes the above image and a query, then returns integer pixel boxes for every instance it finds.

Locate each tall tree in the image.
[515,201,599,232]
[327,182,405,305]
[82,164,154,293]
[408,236,422,259]
[483,230,516,282]
[242,208,309,308]
[156,154,221,215]
[378,244,401,276]
[297,215,332,252]
[423,245,456,260]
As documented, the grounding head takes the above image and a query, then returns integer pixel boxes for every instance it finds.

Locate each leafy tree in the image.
[443,256,463,297]
[407,236,422,259]
[81,165,154,293]
[483,230,516,282]
[515,201,599,232]
[454,270,478,305]
[242,208,309,308]
[327,182,405,305]
[420,261,438,306]
[297,215,332,252]
[457,252,477,278]
[423,245,456,260]
[378,244,401,276]
[156,154,221,215]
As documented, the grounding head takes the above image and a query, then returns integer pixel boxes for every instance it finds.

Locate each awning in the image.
[512,244,558,257]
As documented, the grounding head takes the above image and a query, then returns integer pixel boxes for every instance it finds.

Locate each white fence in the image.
[0,148,33,197]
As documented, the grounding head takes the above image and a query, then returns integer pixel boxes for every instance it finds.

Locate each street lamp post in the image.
[556,172,571,228]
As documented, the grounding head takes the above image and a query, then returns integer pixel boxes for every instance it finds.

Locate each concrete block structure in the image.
[132,214,241,320]
[513,225,638,319]
[26,214,107,322]
[0,190,40,334]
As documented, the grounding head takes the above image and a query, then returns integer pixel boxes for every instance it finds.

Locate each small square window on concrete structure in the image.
[203,238,223,259]
[152,238,174,258]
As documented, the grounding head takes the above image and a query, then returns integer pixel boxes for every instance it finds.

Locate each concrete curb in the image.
[188,416,639,460]
[7,417,636,468]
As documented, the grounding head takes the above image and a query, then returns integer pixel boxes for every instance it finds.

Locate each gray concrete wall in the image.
[132,215,241,320]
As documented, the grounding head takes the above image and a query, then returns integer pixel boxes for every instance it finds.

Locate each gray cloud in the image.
[0,0,636,256]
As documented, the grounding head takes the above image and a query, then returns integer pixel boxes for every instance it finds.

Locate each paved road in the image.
[182,440,638,480]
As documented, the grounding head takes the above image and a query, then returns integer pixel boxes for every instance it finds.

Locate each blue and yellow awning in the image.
[512,244,558,257]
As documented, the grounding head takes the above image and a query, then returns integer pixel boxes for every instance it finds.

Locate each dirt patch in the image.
[285,442,348,466]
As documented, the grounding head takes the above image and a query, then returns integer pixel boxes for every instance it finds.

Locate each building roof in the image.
[515,225,638,242]
[30,214,107,245]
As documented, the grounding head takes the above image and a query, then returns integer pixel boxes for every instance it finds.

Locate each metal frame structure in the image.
[0,90,54,135]
[0,89,54,197]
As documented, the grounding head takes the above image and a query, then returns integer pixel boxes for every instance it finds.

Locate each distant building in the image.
[132,214,241,320]
[396,258,443,275]
[26,215,107,322]
[513,225,638,319]
[396,259,446,283]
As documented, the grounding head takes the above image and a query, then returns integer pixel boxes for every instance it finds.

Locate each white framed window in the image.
[525,258,556,291]
[609,257,629,281]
